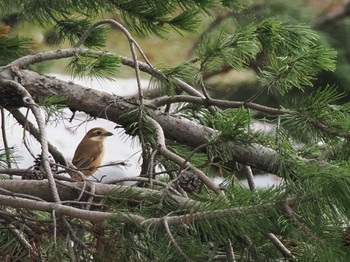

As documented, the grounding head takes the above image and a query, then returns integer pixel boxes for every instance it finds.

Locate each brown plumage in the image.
[69,127,113,181]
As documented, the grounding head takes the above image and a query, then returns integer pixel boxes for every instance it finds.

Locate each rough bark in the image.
[0,180,199,208]
[0,68,279,174]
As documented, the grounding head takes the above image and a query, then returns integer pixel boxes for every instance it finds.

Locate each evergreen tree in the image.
[0,0,350,261]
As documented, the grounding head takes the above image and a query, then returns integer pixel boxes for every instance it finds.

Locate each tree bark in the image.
[0,180,200,207]
[0,68,279,174]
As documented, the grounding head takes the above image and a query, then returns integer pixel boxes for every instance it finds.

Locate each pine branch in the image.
[266,233,296,260]
[163,217,194,262]
[146,116,223,195]
[0,78,61,203]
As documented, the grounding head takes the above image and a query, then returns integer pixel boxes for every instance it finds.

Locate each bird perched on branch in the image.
[69,127,113,181]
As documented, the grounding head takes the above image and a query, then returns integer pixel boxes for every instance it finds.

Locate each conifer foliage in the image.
[0,0,350,261]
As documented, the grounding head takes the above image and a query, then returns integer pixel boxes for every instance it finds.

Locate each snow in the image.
[1,74,150,181]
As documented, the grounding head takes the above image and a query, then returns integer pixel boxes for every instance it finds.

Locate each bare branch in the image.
[0,79,61,203]
[147,116,224,195]
[242,166,256,191]
[281,202,325,244]
[0,194,145,223]
[225,239,236,262]
[0,187,305,228]
[266,233,296,260]
[164,217,194,262]
[5,224,34,256]
[151,95,287,115]
[0,108,12,167]
[0,180,201,208]
[8,108,67,166]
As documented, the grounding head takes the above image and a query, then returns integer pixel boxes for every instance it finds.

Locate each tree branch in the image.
[147,116,223,195]
[0,68,283,175]
[0,78,61,203]
[151,95,287,115]
[0,180,200,208]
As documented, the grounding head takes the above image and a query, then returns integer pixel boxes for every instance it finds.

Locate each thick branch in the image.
[0,180,304,226]
[0,180,200,208]
[0,68,280,174]
[0,194,145,223]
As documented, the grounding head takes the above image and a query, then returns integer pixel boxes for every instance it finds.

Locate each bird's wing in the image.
[72,140,103,168]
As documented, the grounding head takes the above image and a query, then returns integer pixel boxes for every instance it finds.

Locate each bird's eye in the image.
[95,130,102,135]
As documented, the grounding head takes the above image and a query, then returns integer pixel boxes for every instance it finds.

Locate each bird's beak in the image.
[102,131,113,136]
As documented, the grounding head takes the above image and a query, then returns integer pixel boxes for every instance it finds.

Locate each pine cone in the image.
[22,169,44,180]
[177,170,202,193]
[26,154,56,180]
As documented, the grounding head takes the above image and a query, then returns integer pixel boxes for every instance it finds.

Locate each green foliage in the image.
[256,18,319,56]
[0,147,19,169]
[272,131,302,179]
[259,46,336,95]
[38,96,66,122]
[66,52,120,80]
[200,108,267,164]
[46,18,107,48]
[41,240,68,262]
[202,108,263,146]
[0,228,22,259]
[167,10,201,34]
[168,143,208,167]
[110,0,223,36]
[195,20,261,72]
[150,62,197,96]
[2,0,350,261]
[118,107,156,145]
[0,25,31,66]
[282,86,347,143]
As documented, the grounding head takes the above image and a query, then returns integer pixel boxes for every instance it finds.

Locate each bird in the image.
[69,127,113,181]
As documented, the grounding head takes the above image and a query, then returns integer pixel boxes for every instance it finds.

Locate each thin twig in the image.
[66,233,77,262]
[73,19,151,161]
[147,148,158,186]
[281,202,325,244]
[225,239,236,262]
[0,186,305,225]
[74,19,153,69]
[5,224,34,256]
[9,108,68,166]
[0,107,11,168]
[63,218,89,249]
[85,182,95,211]
[1,47,213,110]
[151,95,287,115]
[266,233,296,260]
[52,209,57,245]
[163,217,193,262]
[22,108,37,160]
[147,116,224,196]
[104,176,182,195]
[1,79,61,203]
[242,166,256,191]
